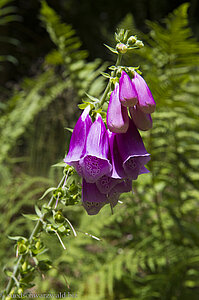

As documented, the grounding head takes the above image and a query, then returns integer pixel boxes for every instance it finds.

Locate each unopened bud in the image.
[136,40,144,48]
[116,43,128,54]
[54,211,65,223]
[127,35,137,45]
[17,288,23,295]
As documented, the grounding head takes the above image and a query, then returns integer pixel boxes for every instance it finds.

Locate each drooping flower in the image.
[96,175,121,194]
[80,114,112,183]
[107,130,126,179]
[133,71,156,114]
[64,105,92,176]
[111,178,132,194]
[107,83,129,133]
[129,105,152,131]
[82,180,119,215]
[119,71,138,107]
[116,119,151,179]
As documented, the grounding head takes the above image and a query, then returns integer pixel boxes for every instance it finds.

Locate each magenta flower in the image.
[119,71,138,107]
[133,71,156,114]
[129,105,152,131]
[82,180,119,215]
[107,83,129,133]
[111,178,132,194]
[80,114,112,183]
[116,119,151,179]
[64,105,92,176]
[108,130,126,179]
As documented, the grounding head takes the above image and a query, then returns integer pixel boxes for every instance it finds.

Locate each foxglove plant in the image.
[2,29,156,298]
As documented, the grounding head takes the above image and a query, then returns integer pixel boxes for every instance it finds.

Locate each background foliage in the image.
[0,1,199,299]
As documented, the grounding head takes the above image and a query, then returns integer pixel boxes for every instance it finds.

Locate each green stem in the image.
[98,53,123,108]
[2,175,66,299]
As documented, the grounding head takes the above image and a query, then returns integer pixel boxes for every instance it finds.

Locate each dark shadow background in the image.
[0,0,198,85]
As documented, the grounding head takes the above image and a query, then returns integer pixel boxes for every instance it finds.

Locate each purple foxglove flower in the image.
[82,179,107,215]
[107,83,129,133]
[64,105,92,176]
[107,130,126,179]
[80,114,112,183]
[110,178,132,194]
[96,175,121,194]
[129,105,152,131]
[116,119,151,179]
[82,180,119,215]
[133,71,156,114]
[119,71,138,107]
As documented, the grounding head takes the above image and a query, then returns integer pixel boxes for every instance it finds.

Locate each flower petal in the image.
[133,72,156,114]
[107,83,129,133]
[82,179,107,215]
[108,130,126,179]
[64,105,92,176]
[80,114,112,183]
[96,175,121,194]
[119,71,138,107]
[116,119,151,179]
[129,105,152,131]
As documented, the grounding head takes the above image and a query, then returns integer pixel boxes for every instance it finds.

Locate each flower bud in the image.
[116,43,128,54]
[127,35,137,45]
[17,288,24,295]
[54,211,65,223]
[17,241,27,254]
[136,40,144,48]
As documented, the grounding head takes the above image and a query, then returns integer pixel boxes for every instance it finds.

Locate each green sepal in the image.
[35,205,42,218]
[52,161,66,168]
[65,127,73,133]
[8,235,27,241]
[39,187,57,200]
[22,214,39,221]
[104,44,118,54]
[78,101,94,110]
[85,92,99,103]
[101,72,111,79]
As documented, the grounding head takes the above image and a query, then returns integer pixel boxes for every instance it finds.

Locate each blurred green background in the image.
[0,0,199,299]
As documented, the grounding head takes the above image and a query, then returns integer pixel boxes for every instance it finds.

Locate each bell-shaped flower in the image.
[64,105,92,176]
[116,119,151,179]
[82,180,119,215]
[107,83,129,133]
[129,105,152,131]
[111,178,132,194]
[119,71,138,107]
[82,179,107,215]
[133,71,156,114]
[80,114,112,183]
[96,175,121,194]
[96,130,125,194]
[107,130,126,179]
